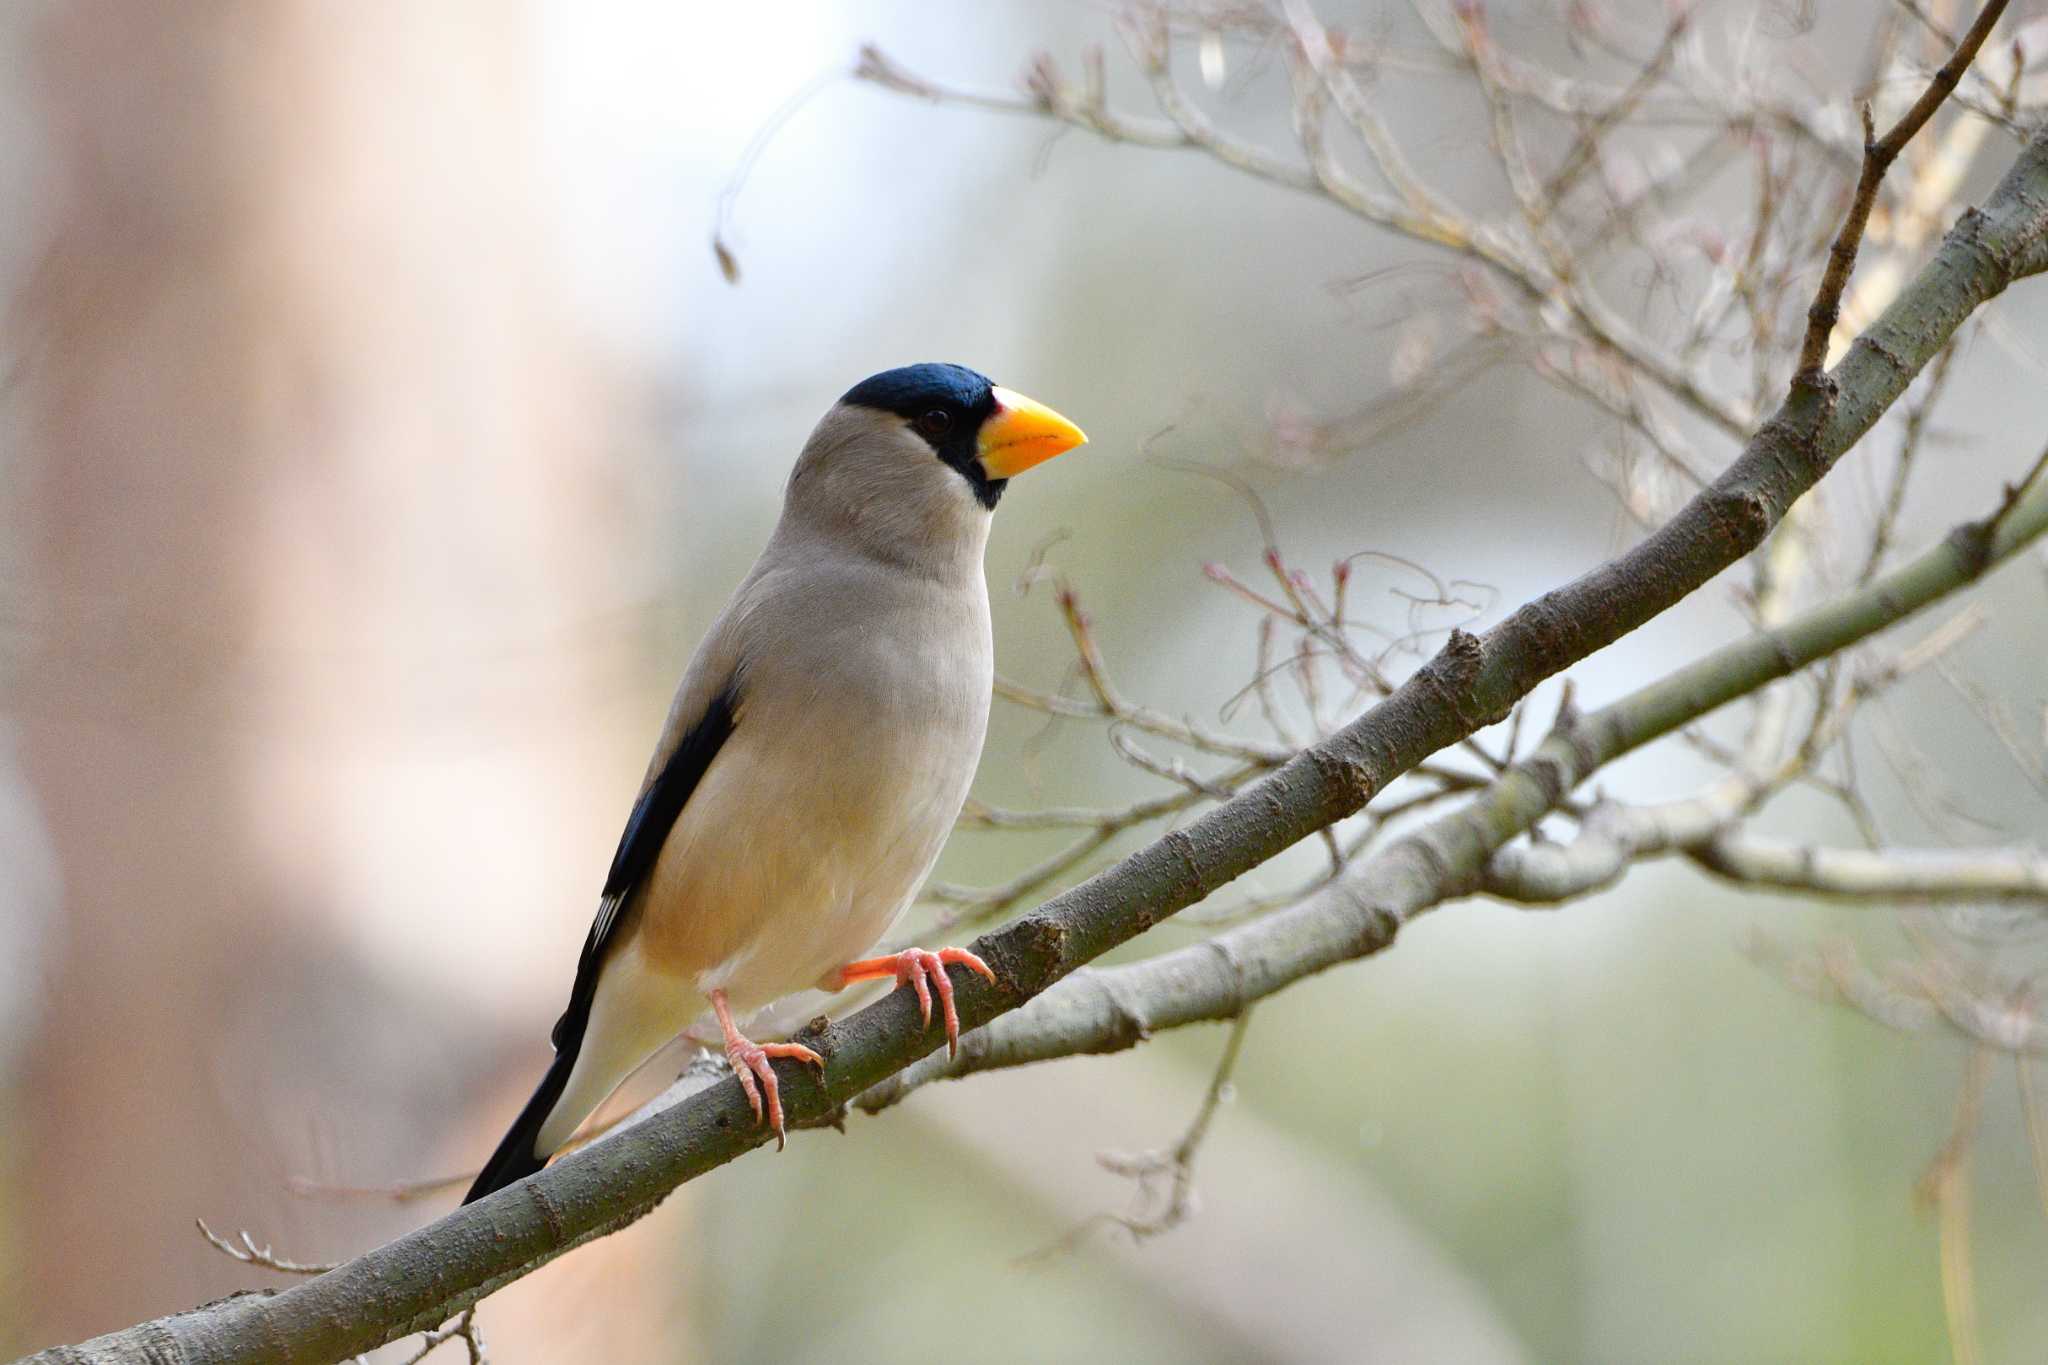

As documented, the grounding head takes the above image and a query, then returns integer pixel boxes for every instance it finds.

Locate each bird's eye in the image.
[914,409,954,439]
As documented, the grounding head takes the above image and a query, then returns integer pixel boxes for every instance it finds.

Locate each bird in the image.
[463,363,1087,1204]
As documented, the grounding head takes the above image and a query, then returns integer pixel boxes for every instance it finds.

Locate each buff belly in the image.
[630,707,974,1016]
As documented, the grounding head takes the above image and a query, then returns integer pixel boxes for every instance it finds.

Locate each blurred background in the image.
[2,1,2047,1361]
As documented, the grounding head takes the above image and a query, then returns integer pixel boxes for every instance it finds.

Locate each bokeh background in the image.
[2,2,2046,1361]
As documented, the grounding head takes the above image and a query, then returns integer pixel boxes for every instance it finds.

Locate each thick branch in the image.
[27,113,2048,1365]
[861,439,2048,1113]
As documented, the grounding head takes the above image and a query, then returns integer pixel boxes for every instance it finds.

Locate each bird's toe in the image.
[726,1045,765,1125]
[838,944,994,1058]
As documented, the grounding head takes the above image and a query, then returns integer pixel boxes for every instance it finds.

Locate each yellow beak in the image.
[977,386,1088,480]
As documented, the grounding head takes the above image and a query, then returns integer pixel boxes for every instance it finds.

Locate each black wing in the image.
[463,680,739,1204]
[554,679,740,1045]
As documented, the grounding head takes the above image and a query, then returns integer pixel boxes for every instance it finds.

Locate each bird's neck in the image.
[783,489,992,586]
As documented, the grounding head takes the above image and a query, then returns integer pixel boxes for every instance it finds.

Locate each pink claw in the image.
[837,946,997,1059]
[711,989,823,1149]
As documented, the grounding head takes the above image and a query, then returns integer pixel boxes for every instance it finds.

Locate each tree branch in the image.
[857,436,2048,1114]
[1689,833,2048,903]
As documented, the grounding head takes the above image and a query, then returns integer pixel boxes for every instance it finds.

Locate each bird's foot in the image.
[836,947,996,1059]
[710,989,822,1150]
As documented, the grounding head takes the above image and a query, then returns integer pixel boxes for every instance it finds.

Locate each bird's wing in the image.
[551,676,740,1050]
[463,606,751,1204]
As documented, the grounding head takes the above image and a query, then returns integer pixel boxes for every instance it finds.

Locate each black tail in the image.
[463,1043,577,1204]
[464,690,733,1202]
[466,889,617,1203]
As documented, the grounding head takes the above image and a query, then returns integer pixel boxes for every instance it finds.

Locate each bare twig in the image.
[1024,1007,1254,1257]
[1796,0,2013,377]
[1918,1048,1992,1365]
[196,1219,339,1277]
[380,1308,488,1365]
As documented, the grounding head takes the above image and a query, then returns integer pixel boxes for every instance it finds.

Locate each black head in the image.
[840,363,1006,509]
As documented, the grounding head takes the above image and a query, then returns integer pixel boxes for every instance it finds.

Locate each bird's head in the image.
[785,363,1087,571]
[834,362,1087,510]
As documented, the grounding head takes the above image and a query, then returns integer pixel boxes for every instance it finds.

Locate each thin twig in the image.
[1022,1007,1255,1259]
[195,1219,339,1277]
[1796,0,2012,377]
